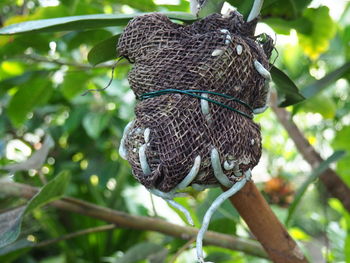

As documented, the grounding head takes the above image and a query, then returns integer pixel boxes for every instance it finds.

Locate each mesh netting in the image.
[118,11,272,192]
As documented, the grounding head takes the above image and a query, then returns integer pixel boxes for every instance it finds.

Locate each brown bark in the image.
[270,93,350,213]
[0,181,267,259]
[224,182,308,263]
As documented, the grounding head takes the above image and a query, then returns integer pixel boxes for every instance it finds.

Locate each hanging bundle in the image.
[118,6,273,263]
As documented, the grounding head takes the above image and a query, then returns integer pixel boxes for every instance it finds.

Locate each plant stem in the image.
[35,224,117,248]
[0,181,267,259]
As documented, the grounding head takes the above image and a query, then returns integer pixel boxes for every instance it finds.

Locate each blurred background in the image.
[0,0,349,262]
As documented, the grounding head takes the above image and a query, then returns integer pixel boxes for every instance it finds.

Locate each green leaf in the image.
[346,231,350,263]
[88,34,120,66]
[197,0,225,18]
[0,207,25,250]
[263,17,312,35]
[112,0,157,12]
[205,251,232,262]
[226,0,254,18]
[208,218,236,235]
[0,172,70,248]
[343,26,350,61]
[332,126,350,187]
[0,34,50,60]
[61,71,92,99]
[301,62,350,99]
[285,151,346,226]
[65,29,114,50]
[117,242,165,263]
[0,239,33,262]
[270,65,305,107]
[280,42,307,78]
[26,172,70,212]
[159,0,190,12]
[332,126,350,151]
[298,6,336,59]
[289,227,311,241]
[82,112,111,139]
[227,0,311,19]
[262,0,312,19]
[0,12,196,35]
[7,73,53,127]
[63,106,87,133]
[299,93,336,119]
[0,70,52,96]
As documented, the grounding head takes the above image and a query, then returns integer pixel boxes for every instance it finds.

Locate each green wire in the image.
[139,89,253,119]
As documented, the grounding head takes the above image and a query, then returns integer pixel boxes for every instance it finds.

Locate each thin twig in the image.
[168,237,196,263]
[0,181,267,259]
[38,170,48,185]
[35,224,117,248]
[149,192,159,217]
[321,185,330,262]
[15,54,117,69]
[81,57,123,95]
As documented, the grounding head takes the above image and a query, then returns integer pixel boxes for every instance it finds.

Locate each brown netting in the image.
[118,11,272,192]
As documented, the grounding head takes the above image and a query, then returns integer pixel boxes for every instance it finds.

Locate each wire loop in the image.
[139,89,253,119]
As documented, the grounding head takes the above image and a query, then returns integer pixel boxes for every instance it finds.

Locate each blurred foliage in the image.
[0,171,70,248]
[0,0,349,262]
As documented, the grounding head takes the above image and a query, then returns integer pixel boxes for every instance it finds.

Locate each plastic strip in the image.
[223,160,235,170]
[196,177,248,263]
[211,148,233,187]
[253,105,268,114]
[247,0,264,22]
[176,155,201,190]
[118,120,134,160]
[254,60,271,80]
[144,128,150,143]
[139,144,152,175]
[149,189,194,225]
[167,199,194,226]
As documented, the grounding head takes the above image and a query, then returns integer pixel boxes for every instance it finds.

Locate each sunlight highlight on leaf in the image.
[298,6,336,60]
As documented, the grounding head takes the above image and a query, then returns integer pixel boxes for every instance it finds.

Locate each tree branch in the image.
[224,182,308,263]
[0,181,267,259]
[16,54,116,69]
[270,92,350,213]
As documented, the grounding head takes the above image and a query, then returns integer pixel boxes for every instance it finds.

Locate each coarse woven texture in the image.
[118,11,272,192]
